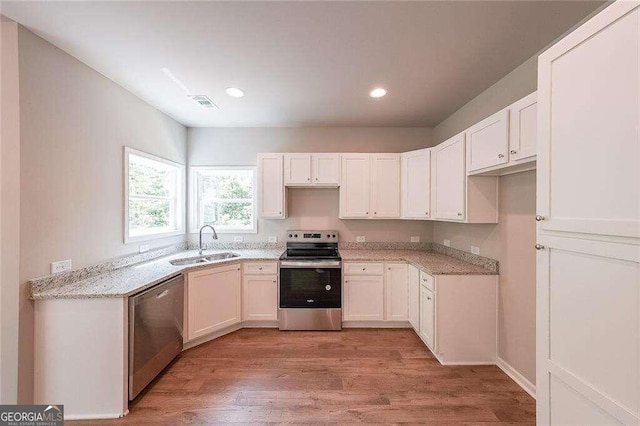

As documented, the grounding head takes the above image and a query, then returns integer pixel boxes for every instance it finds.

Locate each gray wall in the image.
[188,127,435,244]
[432,58,537,385]
[16,27,187,403]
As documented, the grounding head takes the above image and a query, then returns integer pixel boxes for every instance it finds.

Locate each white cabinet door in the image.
[433,133,466,221]
[408,265,420,332]
[340,154,370,218]
[538,3,639,239]
[343,275,384,321]
[284,153,311,186]
[187,264,241,340]
[508,92,537,162]
[370,154,401,219]
[312,153,340,186]
[466,109,509,173]
[242,274,278,321]
[402,149,430,219]
[257,154,285,219]
[385,263,408,321]
[419,285,435,350]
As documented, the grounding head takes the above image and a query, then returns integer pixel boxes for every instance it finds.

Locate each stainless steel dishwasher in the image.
[129,274,184,400]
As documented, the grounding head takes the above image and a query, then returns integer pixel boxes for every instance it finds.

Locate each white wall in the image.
[1,20,21,404]
[188,127,434,243]
[16,27,187,403]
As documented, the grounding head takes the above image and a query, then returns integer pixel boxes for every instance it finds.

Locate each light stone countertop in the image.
[339,249,498,276]
[31,249,284,300]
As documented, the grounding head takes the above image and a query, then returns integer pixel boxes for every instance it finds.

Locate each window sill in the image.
[125,229,185,244]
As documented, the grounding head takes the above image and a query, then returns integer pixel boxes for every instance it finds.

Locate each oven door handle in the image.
[280,261,342,269]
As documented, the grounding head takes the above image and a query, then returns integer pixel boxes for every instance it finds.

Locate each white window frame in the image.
[189,166,258,234]
[124,147,185,243]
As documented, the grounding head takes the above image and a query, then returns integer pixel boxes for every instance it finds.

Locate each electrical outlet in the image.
[268,236,277,243]
[356,236,366,242]
[444,239,451,247]
[410,236,420,243]
[471,246,480,255]
[234,236,244,242]
[51,259,72,274]
[139,244,150,253]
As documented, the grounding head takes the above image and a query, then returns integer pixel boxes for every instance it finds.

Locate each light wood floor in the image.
[72,328,535,425]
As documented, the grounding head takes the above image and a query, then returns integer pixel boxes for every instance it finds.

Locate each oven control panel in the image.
[285,230,339,242]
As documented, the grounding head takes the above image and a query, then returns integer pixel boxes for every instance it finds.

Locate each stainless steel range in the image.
[279,230,342,331]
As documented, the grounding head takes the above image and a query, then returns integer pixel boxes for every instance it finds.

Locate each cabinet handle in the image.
[535,215,545,221]
[535,244,545,250]
[510,150,517,155]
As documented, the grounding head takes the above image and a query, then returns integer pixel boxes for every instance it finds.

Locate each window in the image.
[190,167,257,233]
[125,148,185,242]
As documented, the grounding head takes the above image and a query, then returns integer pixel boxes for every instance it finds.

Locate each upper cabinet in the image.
[284,153,340,187]
[340,154,400,219]
[432,133,498,223]
[467,92,538,176]
[466,109,510,173]
[402,149,431,220]
[509,92,537,162]
[257,153,286,219]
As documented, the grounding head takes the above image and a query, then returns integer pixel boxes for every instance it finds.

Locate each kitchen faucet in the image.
[199,225,218,255]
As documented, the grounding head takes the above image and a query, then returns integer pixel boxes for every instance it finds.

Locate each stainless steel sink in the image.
[169,252,239,266]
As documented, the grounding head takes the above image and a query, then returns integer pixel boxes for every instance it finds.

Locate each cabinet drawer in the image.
[243,262,278,275]
[419,270,435,291]
[343,262,384,275]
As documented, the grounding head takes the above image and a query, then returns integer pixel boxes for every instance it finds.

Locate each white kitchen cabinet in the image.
[284,153,311,185]
[370,154,401,219]
[284,153,340,187]
[186,263,242,341]
[432,133,498,223]
[408,265,420,332]
[419,284,435,350]
[242,274,278,322]
[257,153,286,219]
[401,149,430,219]
[508,92,537,163]
[343,275,384,321]
[312,153,340,186]
[385,263,408,321]
[536,3,640,425]
[339,154,370,218]
[466,109,509,173]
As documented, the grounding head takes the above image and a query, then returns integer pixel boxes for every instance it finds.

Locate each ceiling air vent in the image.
[188,95,218,109]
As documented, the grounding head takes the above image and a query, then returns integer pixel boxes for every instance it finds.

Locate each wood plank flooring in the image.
[71,328,535,425]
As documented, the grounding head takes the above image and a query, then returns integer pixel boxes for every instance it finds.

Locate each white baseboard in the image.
[496,357,536,399]
[342,320,412,328]
[183,323,243,350]
[242,320,278,328]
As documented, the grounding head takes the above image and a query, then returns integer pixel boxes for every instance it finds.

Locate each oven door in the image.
[279,261,341,309]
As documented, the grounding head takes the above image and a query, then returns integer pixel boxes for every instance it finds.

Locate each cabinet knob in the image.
[510,150,517,155]
[427,296,432,301]
[279,211,282,215]
[535,244,545,250]
[259,267,263,270]
[374,212,377,215]
[535,215,545,221]
[457,212,463,216]
[498,154,504,158]
[273,280,276,283]
[307,178,310,181]
[425,212,429,215]
[315,177,318,181]
[366,212,369,215]
[362,268,366,271]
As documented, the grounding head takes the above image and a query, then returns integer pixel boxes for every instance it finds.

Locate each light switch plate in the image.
[234,236,244,242]
[51,259,72,274]
[268,236,277,243]
[139,244,150,253]
[444,239,451,247]
[471,246,480,255]
[356,236,366,242]
[410,236,420,243]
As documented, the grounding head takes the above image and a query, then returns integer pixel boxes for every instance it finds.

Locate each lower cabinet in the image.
[186,263,242,341]
[385,263,408,321]
[419,284,435,349]
[242,262,278,322]
[343,275,384,321]
[408,265,420,331]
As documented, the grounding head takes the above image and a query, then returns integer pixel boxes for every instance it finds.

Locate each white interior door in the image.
[433,133,466,221]
[340,154,370,218]
[537,3,640,239]
[402,149,430,219]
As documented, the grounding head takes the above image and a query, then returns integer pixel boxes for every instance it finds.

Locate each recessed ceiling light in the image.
[225,87,245,98]
[369,87,387,98]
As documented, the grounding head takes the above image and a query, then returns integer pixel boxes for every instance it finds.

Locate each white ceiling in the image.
[2,1,602,127]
